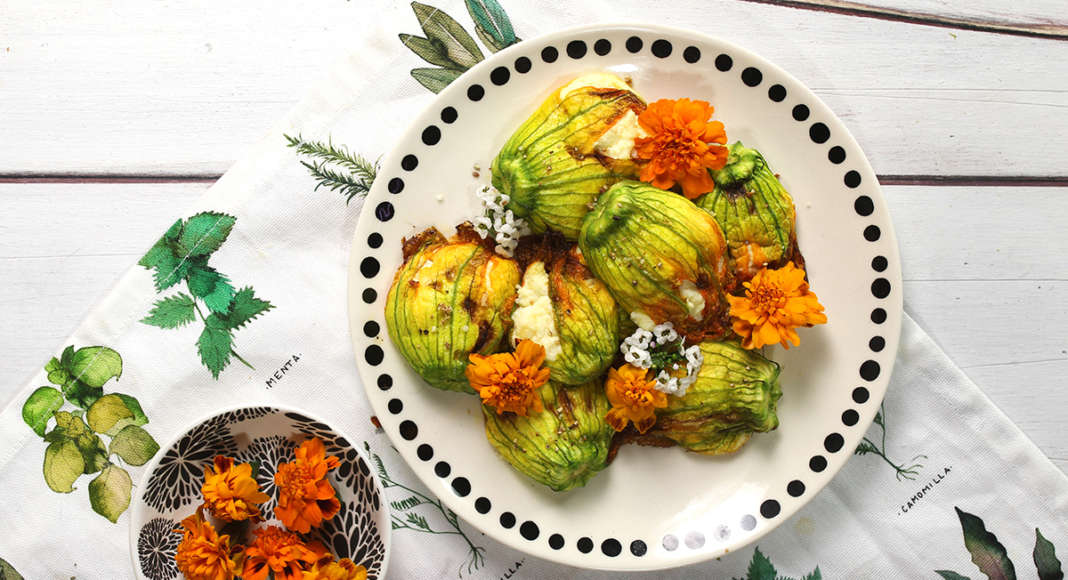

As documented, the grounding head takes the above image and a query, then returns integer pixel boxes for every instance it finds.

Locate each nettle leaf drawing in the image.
[138,212,273,378]
[937,507,1065,580]
[21,345,159,522]
[732,547,821,580]
[0,557,23,580]
[400,0,519,93]
[284,134,379,204]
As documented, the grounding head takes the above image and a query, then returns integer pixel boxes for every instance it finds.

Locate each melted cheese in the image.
[679,280,706,321]
[511,262,562,361]
[630,311,656,331]
[594,109,647,159]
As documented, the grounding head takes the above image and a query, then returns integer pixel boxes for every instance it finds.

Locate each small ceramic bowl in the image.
[129,406,390,580]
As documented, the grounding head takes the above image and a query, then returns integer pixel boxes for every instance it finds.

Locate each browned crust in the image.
[400,227,446,262]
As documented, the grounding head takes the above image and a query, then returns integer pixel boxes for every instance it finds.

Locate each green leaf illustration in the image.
[44,357,73,388]
[178,212,236,257]
[70,346,122,388]
[411,67,462,93]
[956,507,1017,580]
[110,425,160,466]
[399,33,461,69]
[60,345,75,368]
[102,393,150,437]
[139,221,185,291]
[142,293,197,328]
[225,287,274,330]
[187,265,235,314]
[198,315,233,378]
[465,0,517,52]
[936,572,972,580]
[802,570,823,580]
[89,464,132,523]
[87,394,134,435]
[1034,529,1064,580]
[43,438,84,493]
[22,387,64,436]
[747,547,777,580]
[56,411,109,474]
[411,1,483,69]
[62,380,101,410]
[0,557,24,580]
[390,496,425,511]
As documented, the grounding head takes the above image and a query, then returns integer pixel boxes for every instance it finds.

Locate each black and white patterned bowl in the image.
[129,406,389,580]
[349,23,902,571]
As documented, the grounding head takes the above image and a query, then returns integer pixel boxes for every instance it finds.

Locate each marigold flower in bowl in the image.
[302,558,368,580]
[275,437,342,534]
[173,508,239,580]
[727,261,827,349]
[604,364,668,434]
[242,524,327,580]
[201,455,270,522]
[634,98,729,199]
[465,339,552,416]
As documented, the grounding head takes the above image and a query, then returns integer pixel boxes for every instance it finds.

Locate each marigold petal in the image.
[634,414,657,434]
[605,408,630,432]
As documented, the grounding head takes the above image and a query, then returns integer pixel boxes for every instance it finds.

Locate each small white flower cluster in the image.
[619,320,704,397]
[472,185,531,258]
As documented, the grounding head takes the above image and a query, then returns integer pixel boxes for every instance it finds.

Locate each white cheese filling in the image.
[511,262,562,361]
[679,280,706,321]
[630,310,656,331]
[594,109,648,159]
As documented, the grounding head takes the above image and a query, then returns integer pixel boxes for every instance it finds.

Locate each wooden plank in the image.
[740,0,1068,39]
[2,0,1067,177]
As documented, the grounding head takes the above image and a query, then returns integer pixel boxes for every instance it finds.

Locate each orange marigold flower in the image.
[201,455,270,522]
[634,98,729,199]
[275,438,342,533]
[604,364,667,434]
[465,339,551,415]
[727,261,828,349]
[302,558,368,580]
[173,508,239,580]
[242,525,325,580]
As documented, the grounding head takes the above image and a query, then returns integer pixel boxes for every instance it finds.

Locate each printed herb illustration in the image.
[0,557,22,580]
[400,0,520,93]
[363,442,485,577]
[21,345,160,522]
[733,547,821,580]
[936,507,1063,580]
[138,212,274,378]
[284,134,379,204]
[854,402,926,481]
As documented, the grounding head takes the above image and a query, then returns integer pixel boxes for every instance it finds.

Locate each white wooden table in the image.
[1,0,1066,474]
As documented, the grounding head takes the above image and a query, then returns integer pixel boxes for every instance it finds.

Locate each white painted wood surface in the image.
[2,0,1067,177]
[1,0,1066,479]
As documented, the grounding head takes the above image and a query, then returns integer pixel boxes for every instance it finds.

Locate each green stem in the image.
[230,349,255,370]
[193,301,207,322]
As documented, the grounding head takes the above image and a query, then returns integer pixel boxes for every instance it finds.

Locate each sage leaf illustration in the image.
[87,394,135,435]
[935,572,972,580]
[45,357,72,387]
[465,0,518,52]
[224,287,274,330]
[956,507,1016,580]
[411,1,484,69]
[186,265,235,314]
[399,33,461,69]
[22,386,64,436]
[1034,528,1064,580]
[141,293,197,329]
[43,438,84,493]
[110,425,160,466]
[0,557,23,580]
[177,211,236,257]
[198,315,234,379]
[89,464,132,523]
[411,67,462,93]
[70,346,122,388]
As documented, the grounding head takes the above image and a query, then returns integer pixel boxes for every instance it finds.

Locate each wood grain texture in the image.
[2,0,1067,177]
[740,0,1068,39]
[0,182,1064,472]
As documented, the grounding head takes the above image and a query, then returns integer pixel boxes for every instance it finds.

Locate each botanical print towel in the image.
[0,1,1065,578]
